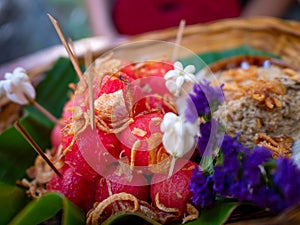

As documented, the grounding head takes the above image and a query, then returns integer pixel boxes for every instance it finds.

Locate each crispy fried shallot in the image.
[17,150,63,198]
[155,193,180,214]
[254,133,293,158]
[182,203,199,224]
[86,193,139,225]
[87,192,192,225]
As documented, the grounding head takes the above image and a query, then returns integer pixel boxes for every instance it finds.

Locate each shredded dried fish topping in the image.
[18,150,63,198]
[86,193,139,225]
[155,193,180,213]
[130,140,141,170]
[254,133,293,158]
[87,194,186,225]
[182,203,199,224]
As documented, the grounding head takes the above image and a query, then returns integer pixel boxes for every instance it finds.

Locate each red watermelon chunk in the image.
[120,112,166,167]
[150,160,198,214]
[47,165,96,212]
[95,166,149,203]
[121,61,173,79]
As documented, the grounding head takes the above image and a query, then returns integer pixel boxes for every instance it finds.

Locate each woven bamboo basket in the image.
[129,16,300,69]
[1,16,300,224]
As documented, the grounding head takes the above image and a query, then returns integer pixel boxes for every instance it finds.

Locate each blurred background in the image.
[0,0,300,65]
[0,0,90,65]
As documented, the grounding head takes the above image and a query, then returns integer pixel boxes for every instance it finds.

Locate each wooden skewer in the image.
[68,38,76,53]
[87,68,95,130]
[68,38,81,70]
[171,19,186,61]
[48,14,84,81]
[14,121,62,177]
[26,95,62,126]
[168,156,176,178]
[84,47,93,69]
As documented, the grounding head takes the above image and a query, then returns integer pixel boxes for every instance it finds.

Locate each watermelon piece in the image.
[94,72,138,123]
[150,160,198,215]
[120,112,166,167]
[47,165,96,212]
[121,61,173,79]
[131,94,176,117]
[50,124,62,149]
[75,126,119,177]
[62,97,75,122]
[95,166,149,203]
[96,73,129,98]
[64,143,98,180]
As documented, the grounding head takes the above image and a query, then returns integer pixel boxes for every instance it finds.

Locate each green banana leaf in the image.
[0,183,28,225]
[0,46,278,225]
[0,57,78,185]
[185,202,239,225]
[7,192,85,225]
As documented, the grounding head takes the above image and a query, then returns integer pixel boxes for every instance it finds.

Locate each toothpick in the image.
[168,156,176,178]
[68,38,76,53]
[68,37,81,70]
[85,44,95,130]
[27,96,62,126]
[84,47,93,69]
[87,69,95,130]
[48,14,84,81]
[14,121,62,177]
[171,19,186,61]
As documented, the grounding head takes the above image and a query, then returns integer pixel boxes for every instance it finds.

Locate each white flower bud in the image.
[161,112,199,158]
[164,61,196,97]
[1,67,35,105]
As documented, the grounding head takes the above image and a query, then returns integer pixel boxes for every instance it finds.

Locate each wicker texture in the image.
[129,16,300,69]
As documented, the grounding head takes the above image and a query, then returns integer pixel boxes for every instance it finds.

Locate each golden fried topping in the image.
[182,203,199,224]
[94,90,128,122]
[254,133,294,158]
[17,150,63,198]
[132,127,147,137]
[130,140,141,170]
[87,193,139,225]
[155,193,180,213]
[220,66,258,83]
[283,68,300,81]
[148,146,171,174]
[216,66,288,109]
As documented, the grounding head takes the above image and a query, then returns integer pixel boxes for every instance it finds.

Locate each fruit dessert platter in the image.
[1,19,300,225]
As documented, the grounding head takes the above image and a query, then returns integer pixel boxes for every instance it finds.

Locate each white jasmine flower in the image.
[160,112,199,158]
[1,67,35,105]
[164,61,196,97]
[0,80,10,97]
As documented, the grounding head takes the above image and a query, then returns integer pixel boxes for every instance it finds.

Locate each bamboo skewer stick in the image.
[27,96,62,125]
[87,69,95,130]
[168,156,177,178]
[48,14,84,81]
[68,38,81,71]
[171,19,186,61]
[84,47,93,69]
[14,121,62,177]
